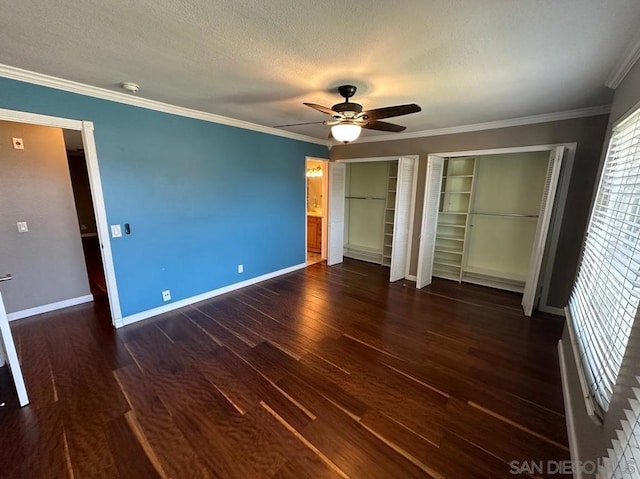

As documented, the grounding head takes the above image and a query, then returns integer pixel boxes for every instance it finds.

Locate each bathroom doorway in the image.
[306,158,328,265]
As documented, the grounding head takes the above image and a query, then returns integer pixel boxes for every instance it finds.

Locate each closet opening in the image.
[305,158,328,265]
[326,156,419,282]
[416,145,574,316]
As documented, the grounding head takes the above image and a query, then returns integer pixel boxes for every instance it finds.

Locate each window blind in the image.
[568,106,640,417]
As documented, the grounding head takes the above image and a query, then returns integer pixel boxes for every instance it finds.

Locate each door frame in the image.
[420,143,576,316]
[0,107,122,325]
[330,155,419,279]
[304,157,330,262]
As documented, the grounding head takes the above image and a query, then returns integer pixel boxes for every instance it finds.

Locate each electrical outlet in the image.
[238,264,244,273]
[110,224,122,238]
[162,290,171,302]
[16,221,28,233]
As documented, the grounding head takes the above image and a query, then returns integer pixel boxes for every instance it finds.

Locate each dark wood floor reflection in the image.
[0,259,570,478]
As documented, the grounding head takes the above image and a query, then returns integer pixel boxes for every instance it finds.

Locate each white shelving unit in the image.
[433,157,476,282]
[382,161,398,267]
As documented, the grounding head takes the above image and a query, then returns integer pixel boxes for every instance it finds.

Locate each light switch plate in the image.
[12,138,24,150]
[17,222,28,232]
[110,224,122,238]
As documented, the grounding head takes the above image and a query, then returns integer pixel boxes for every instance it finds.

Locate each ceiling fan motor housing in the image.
[332,101,363,117]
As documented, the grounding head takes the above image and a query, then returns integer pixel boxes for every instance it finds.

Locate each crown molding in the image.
[345,105,612,145]
[0,64,331,147]
[606,33,640,89]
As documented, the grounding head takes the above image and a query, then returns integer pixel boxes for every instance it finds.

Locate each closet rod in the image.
[470,212,539,218]
[345,196,386,200]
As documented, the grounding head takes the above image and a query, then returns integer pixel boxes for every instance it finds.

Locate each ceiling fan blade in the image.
[303,102,338,116]
[273,121,323,128]
[363,120,406,132]
[361,104,421,120]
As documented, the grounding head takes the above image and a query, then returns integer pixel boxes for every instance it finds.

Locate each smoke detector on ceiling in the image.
[121,82,140,94]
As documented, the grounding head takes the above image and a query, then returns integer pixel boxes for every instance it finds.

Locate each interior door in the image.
[416,156,444,288]
[327,162,346,266]
[390,157,417,282]
[522,146,565,316]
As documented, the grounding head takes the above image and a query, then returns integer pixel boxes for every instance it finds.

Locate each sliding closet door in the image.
[522,146,565,316]
[390,157,417,282]
[416,156,444,288]
[327,162,346,266]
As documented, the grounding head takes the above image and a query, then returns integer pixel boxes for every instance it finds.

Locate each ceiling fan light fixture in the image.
[331,123,361,143]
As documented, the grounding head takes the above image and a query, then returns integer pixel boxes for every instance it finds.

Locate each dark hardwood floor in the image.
[0,259,570,478]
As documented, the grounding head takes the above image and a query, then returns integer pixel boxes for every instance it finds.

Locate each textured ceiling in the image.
[1,0,639,140]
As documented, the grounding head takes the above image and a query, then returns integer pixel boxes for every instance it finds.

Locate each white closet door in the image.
[416,156,444,288]
[390,157,417,282]
[522,146,565,316]
[327,162,346,266]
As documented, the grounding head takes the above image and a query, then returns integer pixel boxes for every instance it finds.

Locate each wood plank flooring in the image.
[0,259,570,478]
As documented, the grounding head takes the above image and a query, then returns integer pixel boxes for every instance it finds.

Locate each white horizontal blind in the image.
[568,107,640,416]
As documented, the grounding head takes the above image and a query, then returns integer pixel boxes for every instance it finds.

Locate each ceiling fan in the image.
[275,85,421,143]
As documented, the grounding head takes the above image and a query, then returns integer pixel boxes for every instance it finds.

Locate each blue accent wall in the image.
[0,77,328,316]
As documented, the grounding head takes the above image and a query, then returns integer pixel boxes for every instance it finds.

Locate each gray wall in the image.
[560,58,640,473]
[331,115,609,308]
[0,121,90,313]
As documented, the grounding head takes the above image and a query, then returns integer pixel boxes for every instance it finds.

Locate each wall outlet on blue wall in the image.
[162,290,171,302]
[238,264,244,273]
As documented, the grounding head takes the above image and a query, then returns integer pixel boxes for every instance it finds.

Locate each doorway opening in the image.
[416,144,575,316]
[63,130,109,312]
[0,108,119,326]
[306,158,328,266]
[326,156,419,282]
[0,120,109,324]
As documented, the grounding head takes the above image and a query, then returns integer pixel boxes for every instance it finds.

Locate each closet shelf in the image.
[441,191,472,194]
[463,266,526,283]
[443,175,473,178]
[435,248,463,255]
[470,212,539,218]
[437,223,466,228]
[434,260,462,269]
[436,235,465,242]
[346,196,386,200]
[439,212,467,215]
[433,270,461,282]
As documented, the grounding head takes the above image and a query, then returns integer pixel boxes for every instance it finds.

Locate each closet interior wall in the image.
[433,151,549,292]
[344,161,398,266]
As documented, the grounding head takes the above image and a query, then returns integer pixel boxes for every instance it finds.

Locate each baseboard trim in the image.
[117,262,307,328]
[558,339,583,479]
[538,305,566,317]
[7,294,94,321]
